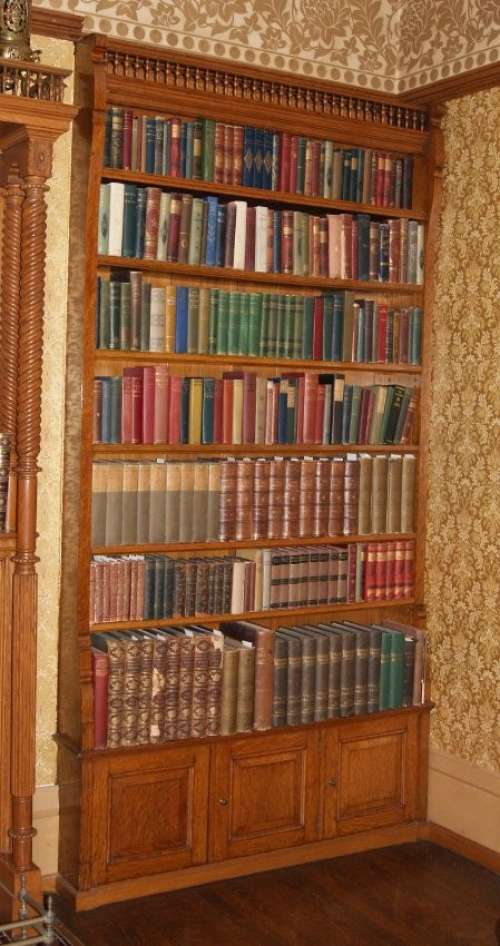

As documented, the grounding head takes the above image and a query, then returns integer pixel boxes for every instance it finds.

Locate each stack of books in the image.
[91,455,417,545]
[98,184,424,283]
[94,371,417,447]
[105,108,414,208]
[91,617,426,748]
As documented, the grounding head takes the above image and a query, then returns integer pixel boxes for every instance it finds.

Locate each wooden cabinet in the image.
[89,745,210,884]
[322,713,418,838]
[209,729,321,861]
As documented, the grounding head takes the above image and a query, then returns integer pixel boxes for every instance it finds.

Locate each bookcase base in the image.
[56,820,426,912]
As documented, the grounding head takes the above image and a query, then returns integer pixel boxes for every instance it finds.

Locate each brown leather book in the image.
[222,621,274,730]
[371,454,388,533]
[272,634,288,727]
[135,631,154,744]
[175,634,195,739]
[283,460,300,539]
[401,453,416,532]
[235,459,254,541]
[148,630,169,743]
[219,459,237,541]
[143,186,161,259]
[104,462,124,546]
[267,458,285,539]
[235,643,255,732]
[190,636,212,738]
[91,645,109,749]
[327,458,345,536]
[357,454,373,534]
[298,458,315,538]
[219,640,239,735]
[92,463,108,547]
[163,632,182,741]
[386,454,403,533]
[313,459,330,538]
[343,455,360,535]
[206,641,223,736]
[252,459,270,539]
[120,631,143,746]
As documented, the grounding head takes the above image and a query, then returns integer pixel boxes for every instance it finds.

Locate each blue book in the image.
[271,132,280,191]
[379,221,390,282]
[253,127,265,188]
[277,383,288,444]
[175,287,189,352]
[205,196,219,266]
[332,293,344,361]
[215,205,226,267]
[341,384,353,443]
[162,119,170,175]
[263,130,273,190]
[122,184,138,258]
[134,188,147,258]
[356,149,365,203]
[109,376,122,444]
[202,377,215,443]
[357,214,370,281]
[350,150,359,202]
[356,304,365,361]
[242,126,255,187]
[96,377,111,443]
[181,378,190,443]
[145,118,156,174]
[272,210,281,273]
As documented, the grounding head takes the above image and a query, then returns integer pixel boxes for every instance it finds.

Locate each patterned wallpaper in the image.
[426,87,500,774]
[35,0,500,91]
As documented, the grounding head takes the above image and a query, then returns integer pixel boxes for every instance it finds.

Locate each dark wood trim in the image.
[404,62,500,105]
[424,823,500,875]
[32,6,84,43]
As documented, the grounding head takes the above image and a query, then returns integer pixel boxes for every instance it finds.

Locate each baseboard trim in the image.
[424,822,500,874]
[57,821,423,911]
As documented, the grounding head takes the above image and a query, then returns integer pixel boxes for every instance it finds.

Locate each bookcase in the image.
[57,35,441,910]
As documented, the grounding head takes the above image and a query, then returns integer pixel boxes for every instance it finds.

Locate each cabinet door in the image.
[323,713,419,838]
[88,745,210,884]
[210,729,320,862]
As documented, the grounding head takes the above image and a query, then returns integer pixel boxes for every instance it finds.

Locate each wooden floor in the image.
[58,842,500,946]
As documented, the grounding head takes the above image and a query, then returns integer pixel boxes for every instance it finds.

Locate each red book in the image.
[394,540,405,599]
[280,133,291,192]
[313,383,325,443]
[122,109,133,170]
[143,187,162,260]
[232,125,244,186]
[383,154,392,206]
[214,122,225,184]
[319,217,328,277]
[213,379,223,443]
[403,540,414,598]
[141,366,156,444]
[168,374,183,443]
[304,140,313,197]
[92,647,109,750]
[312,296,323,359]
[377,304,388,361]
[166,192,182,263]
[169,117,182,176]
[363,542,377,601]
[281,210,293,274]
[374,542,387,601]
[222,378,233,444]
[122,367,143,443]
[311,140,321,197]
[223,124,234,185]
[358,388,371,443]
[244,206,256,271]
[289,135,299,192]
[385,542,395,600]
[400,390,418,444]
[152,364,169,444]
[346,543,357,602]
[340,213,353,279]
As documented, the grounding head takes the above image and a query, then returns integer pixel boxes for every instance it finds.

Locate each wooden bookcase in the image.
[57,35,442,910]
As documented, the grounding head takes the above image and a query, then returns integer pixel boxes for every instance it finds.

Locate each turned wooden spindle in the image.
[9,172,48,872]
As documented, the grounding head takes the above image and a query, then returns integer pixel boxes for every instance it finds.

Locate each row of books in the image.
[91,455,417,547]
[0,433,10,532]
[105,108,414,208]
[96,276,423,365]
[94,370,417,448]
[98,184,425,283]
[90,540,415,625]
[91,617,426,748]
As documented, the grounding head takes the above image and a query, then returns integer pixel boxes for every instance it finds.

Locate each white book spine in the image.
[149,287,166,351]
[254,206,269,272]
[156,192,171,261]
[233,201,247,270]
[107,182,125,257]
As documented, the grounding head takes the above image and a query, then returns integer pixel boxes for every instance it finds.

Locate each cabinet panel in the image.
[210,730,320,862]
[323,714,418,838]
[89,746,210,884]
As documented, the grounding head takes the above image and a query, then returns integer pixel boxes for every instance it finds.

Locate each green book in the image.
[227,291,240,355]
[238,293,250,356]
[379,385,395,442]
[119,282,131,350]
[188,197,204,265]
[258,293,270,356]
[97,277,110,349]
[410,306,423,364]
[122,184,138,258]
[109,281,121,349]
[247,293,261,356]
[208,288,219,355]
[292,296,303,359]
[388,630,405,708]
[378,630,392,710]
[216,289,229,354]
[282,295,293,359]
[268,294,279,357]
[202,118,216,181]
[296,137,307,194]
[348,385,362,443]
[187,287,200,354]
[276,294,287,358]
[303,296,314,358]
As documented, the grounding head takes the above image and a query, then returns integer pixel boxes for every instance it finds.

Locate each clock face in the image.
[3,0,27,34]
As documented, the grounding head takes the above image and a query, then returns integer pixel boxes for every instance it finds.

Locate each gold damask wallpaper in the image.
[426,87,500,774]
[34,0,500,91]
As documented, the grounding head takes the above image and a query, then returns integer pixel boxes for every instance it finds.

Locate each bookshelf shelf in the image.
[92,531,415,554]
[89,596,416,632]
[98,255,425,295]
[101,167,428,222]
[58,34,437,910]
[94,349,423,374]
[92,443,419,457]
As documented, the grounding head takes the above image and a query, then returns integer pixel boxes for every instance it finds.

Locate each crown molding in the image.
[399,61,500,104]
[32,6,84,43]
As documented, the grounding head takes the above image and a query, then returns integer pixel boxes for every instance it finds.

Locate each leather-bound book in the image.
[91,645,109,749]
[401,453,416,532]
[206,640,223,735]
[283,459,300,539]
[161,632,182,741]
[343,454,360,535]
[219,459,237,541]
[327,458,345,536]
[313,459,330,537]
[403,538,415,598]
[315,624,342,718]
[272,634,288,727]
[222,621,274,729]
[300,626,329,721]
[175,634,195,739]
[143,186,162,260]
[267,458,285,539]
[325,625,355,717]
[104,462,124,546]
[190,636,212,738]
[298,458,315,538]
[275,629,301,726]
[371,454,389,533]
[357,453,373,534]
[344,624,369,716]
[283,627,316,724]
[235,458,254,541]
[119,631,143,746]
[135,631,154,744]
[219,639,239,735]
[386,453,403,533]
[177,194,193,264]
[147,630,169,743]
[381,618,427,705]
[252,459,270,539]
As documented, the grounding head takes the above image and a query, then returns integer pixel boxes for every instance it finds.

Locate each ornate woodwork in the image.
[0,68,76,919]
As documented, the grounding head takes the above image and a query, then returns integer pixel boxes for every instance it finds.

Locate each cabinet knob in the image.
[327,778,337,787]
[218,798,228,806]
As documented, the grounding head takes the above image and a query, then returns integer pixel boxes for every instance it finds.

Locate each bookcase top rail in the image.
[98,257,425,295]
[100,168,428,221]
[94,351,423,375]
[92,533,416,555]
[92,444,419,458]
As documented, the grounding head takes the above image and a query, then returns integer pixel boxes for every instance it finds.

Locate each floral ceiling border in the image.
[36,0,500,92]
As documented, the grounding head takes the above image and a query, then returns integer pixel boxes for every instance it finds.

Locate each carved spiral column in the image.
[0,170,23,444]
[9,168,48,871]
